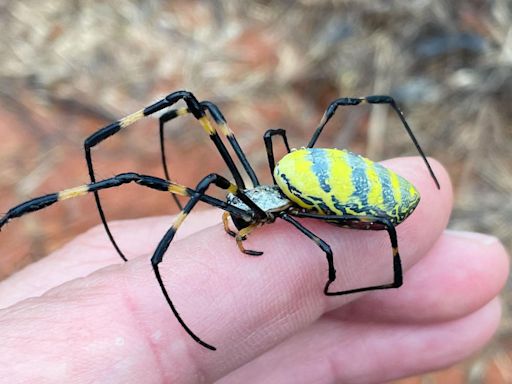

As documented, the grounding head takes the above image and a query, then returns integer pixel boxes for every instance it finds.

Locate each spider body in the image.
[226,185,291,230]
[274,148,420,227]
[0,91,440,351]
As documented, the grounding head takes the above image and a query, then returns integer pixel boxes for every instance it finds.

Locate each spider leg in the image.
[235,223,263,256]
[151,172,259,351]
[159,107,188,210]
[307,95,440,189]
[263,128,291,183]
[0,172,255,351]
[158,101,259,195]
[279,213,335,281]
[0,173,252,231]
[202,101,260,187]
[288,210,402,295]
[159,107,187,199]
[83,90,252,261]
[222,211,237,237]
[222,211,264,255]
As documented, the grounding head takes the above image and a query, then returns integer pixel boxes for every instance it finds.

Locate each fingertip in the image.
[443,230,510,298]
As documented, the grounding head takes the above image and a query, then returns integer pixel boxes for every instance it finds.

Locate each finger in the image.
[333,229,509,323]
[0,209,221,307]
[219,228,509,382]
[219,299,501,384]
[0,157,453,383]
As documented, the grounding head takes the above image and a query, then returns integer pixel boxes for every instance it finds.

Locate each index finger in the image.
[0,157,452,383]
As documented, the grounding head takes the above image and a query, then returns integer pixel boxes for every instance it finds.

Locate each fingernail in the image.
[445,229,499,245]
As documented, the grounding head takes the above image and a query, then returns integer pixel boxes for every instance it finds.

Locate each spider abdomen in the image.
[274,148,420,225]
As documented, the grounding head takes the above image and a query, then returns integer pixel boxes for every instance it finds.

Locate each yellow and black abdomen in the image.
[274,148,420,225]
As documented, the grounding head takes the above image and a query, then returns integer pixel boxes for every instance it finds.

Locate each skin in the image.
[0,157,508,384]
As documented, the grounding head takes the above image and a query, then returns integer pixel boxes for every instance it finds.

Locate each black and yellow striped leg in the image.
[307,95,440,189]
[288,210,402,296]
[158,101,260,188]
[202,101,260,187]
[83,90,248,261]
[263,128,291,183]
[0,173,252,234]
[151,173,251,351]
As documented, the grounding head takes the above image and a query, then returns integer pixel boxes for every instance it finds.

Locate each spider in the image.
[0,90,440,351]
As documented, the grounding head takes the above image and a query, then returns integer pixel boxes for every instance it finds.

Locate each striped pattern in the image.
[274,148,420,224]
[171,211,188,230]
[0,172,244,231]
[58,185,89,200]
[198,116,216,135]
[119,109,145,128]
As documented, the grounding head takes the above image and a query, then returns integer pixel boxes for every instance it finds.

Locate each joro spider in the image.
[0,90,440,351]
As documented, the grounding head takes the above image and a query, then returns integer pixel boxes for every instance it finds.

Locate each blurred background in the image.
[0,0,510,382]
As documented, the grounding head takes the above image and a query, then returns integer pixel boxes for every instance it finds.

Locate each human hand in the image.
[0,158,508,383]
